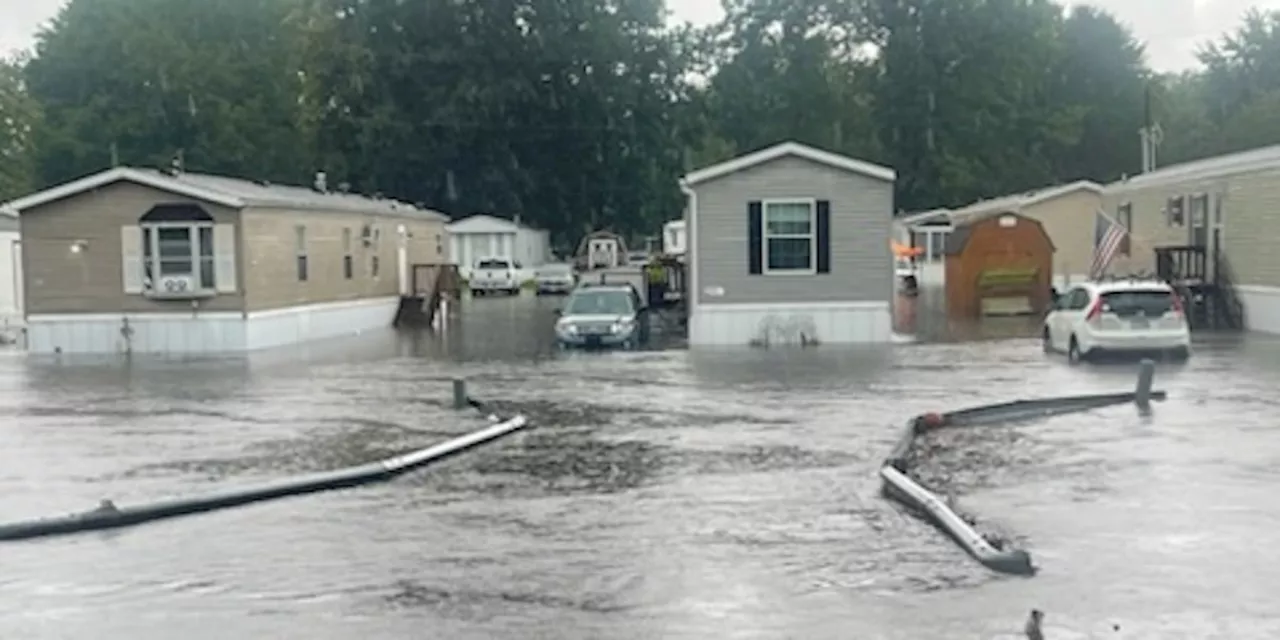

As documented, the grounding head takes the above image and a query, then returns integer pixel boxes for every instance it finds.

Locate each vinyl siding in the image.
[691,155,893,305]
[1104,166,1280,286]
[1016,190,1102,278]
[241,207,447,311]
[19,181,244,315]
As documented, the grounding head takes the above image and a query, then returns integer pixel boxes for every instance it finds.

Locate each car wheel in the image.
[1067,336,1083,364]
[1042,327,1053,353]
[1168,346,1190,362]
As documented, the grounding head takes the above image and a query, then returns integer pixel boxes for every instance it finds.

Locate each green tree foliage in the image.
[6,0,1280,240]
[23,0,315,185]
[0,54,39,203]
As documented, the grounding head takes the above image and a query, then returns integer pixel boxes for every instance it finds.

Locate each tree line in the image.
[1,0,1278,248]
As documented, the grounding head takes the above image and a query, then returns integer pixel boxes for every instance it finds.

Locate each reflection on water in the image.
[896,285,1044,344]
[1,295,1280,638]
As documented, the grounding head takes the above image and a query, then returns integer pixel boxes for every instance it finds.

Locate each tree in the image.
[0,54,38,202]
[1050,6,1148,182]
[24,0,316,187]
[303,0,693,243]
[701,0,879,165]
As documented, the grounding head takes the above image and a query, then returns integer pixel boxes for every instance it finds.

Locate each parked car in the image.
[469,258,520,296]
[534,263,577,295]
[1043,279,1190,363]
[554,283,649,349]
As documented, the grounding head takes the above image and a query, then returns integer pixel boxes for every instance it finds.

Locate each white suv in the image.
[468,258,521,296]
[1043,280,1190,363]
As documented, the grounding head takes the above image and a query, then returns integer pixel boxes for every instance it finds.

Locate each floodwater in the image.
[2,294,1279,639]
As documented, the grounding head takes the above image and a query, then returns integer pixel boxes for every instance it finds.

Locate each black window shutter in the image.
[816,200,831,273]
[748,201,763,275]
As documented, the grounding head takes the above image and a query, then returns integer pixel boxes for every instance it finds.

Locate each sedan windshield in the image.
[537,264,572,276]
[564,290,633,316]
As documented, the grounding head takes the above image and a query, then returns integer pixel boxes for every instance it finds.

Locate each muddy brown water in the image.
[0,294,1278,638]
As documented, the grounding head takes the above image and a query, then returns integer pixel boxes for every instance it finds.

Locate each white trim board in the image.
[1106,144,1280,194]
[27,296,401,324]
[681,141,895,186]
[696,301,889,311]
[5,167,246,212]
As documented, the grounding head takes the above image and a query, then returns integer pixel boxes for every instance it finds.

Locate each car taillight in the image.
[1085,298,1103,323]
[1170,293,1184,317]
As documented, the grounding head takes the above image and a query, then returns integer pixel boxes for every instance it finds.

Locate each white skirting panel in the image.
[26,313,247,354]
[245,297,400,350]
[26,297,401,354]
[688,301,892,346]
[1236,285,1280,334]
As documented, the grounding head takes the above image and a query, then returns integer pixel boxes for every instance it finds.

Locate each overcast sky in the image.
[2,0,1278,72]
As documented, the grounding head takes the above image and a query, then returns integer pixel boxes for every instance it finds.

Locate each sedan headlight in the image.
[611,318,635,334]
[556,320,577,335]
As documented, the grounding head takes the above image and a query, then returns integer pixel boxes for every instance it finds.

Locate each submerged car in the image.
[1043,279,1190,363]
[554,283,649,349]
[534,263,577,295]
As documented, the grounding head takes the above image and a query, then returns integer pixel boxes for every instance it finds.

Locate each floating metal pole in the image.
[0,415,530,542]
[881,465,1035,575]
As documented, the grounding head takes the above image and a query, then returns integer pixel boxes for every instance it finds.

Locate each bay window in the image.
[124,203,235,298]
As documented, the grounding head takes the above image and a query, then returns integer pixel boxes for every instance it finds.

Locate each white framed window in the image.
[123,204,235,297]
[140,222,215,296]
[762,199,816,274]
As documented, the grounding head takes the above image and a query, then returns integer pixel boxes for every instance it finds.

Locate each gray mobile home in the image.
[678,141,896,346]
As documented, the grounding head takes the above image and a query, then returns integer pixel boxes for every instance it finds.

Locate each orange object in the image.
[891,241,924,258]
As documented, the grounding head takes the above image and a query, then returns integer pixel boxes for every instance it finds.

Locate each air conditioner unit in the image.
[156,274,195,295]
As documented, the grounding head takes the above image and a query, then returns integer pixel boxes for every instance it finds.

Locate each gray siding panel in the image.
[692,155,893,305]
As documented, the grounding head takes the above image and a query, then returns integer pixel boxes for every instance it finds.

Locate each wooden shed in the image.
[943,212,1054,318]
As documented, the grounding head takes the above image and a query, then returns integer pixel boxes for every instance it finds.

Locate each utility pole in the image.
[1138,81,1162,173]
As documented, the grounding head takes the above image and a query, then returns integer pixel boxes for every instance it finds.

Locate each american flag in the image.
[1090,209,1128,279]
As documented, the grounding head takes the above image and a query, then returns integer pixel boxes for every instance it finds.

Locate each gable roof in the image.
[680,141,895,187]
[951,180,1101,220]
[1108,143,1280,193]
[446,213,539,232]
[944,212,1054,255]
[897,181,1101,229]
[1,166,448,221]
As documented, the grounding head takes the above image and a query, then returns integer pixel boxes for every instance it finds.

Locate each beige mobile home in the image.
[4,167,449,354]
[1101,145,1280,332]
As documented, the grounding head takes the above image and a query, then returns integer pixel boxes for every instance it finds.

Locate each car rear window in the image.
[477,259,510,269]
[1101,290,1174,316]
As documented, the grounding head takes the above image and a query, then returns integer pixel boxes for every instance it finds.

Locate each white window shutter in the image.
[121,225,144,294]
[213,223,237,293]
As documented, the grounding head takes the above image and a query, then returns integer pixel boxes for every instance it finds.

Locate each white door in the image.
[397,226,410,295]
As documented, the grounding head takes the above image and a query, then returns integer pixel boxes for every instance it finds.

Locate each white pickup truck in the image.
[468,258,521,296]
